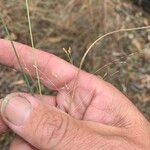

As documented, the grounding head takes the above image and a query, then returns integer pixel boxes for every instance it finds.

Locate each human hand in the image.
[0,39,149,150]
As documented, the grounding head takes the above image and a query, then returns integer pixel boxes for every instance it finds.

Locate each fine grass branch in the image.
[71,25,150,100]
[79,26,150,69]
[63,47,74,64]
[25,0,42,95]
[0,14,33,94]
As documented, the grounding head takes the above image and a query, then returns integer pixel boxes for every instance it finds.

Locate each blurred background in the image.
[0,0,150,149]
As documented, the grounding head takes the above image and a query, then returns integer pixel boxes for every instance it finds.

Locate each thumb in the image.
[0,93,95,150]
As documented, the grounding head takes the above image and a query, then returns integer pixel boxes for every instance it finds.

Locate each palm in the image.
[55,76,131,127]
[0,39,137,128]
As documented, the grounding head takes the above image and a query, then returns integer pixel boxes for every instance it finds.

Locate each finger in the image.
[0,39,105,93]
[0,39,78,90]
[0,100,8,134]
[0,94,56,135]
[0,93,106,150]
[10,136,36,150]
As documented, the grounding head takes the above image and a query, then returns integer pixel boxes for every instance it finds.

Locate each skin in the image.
[0,39,150,150]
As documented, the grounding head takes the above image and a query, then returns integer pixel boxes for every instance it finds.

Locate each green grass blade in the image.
[0,14,33,94]
[25,0,42,95]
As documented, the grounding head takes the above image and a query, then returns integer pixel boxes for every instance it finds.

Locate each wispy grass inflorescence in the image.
[71,25,150,100]
[0,14,33,94]
[79,26,150,69]
[63,47,74,64]
[25,0,42,95]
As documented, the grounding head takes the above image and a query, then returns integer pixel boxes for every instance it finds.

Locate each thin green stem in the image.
[0,14,33,94]
[25,0,42,95]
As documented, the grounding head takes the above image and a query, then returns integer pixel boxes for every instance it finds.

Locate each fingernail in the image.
[1,94,31,126]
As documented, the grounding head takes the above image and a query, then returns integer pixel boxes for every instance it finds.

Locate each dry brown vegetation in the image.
[0,0,150,149]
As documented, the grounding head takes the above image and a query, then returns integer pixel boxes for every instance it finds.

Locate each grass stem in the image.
[0,14,33,94]
[79,26,150,69]
[25,0,42,95]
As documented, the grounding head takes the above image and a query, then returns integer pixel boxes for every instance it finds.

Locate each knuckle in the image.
[31,106,68,149]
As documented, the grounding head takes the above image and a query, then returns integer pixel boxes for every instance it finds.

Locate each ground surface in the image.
[0,0,150,149]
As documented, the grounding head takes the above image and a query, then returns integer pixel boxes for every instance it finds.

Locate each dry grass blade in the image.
[26,0,42,95]
[79,26,150,69]
[0,14,33,94]
[71,25,150,100]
